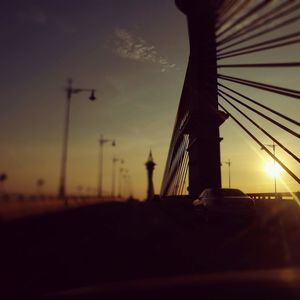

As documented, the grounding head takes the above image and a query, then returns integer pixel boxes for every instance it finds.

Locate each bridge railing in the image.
[248,192,300,202]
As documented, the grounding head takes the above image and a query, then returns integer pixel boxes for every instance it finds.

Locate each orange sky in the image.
[0,1,299,199]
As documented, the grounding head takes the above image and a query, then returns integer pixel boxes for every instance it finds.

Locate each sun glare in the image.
[264,160,283,177]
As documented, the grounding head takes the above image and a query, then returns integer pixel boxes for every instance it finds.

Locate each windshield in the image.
[1,0,300,299]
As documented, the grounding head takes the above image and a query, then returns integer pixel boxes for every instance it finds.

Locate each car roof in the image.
[201,188,246,196]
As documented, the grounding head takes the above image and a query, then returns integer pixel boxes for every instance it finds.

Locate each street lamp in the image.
[58,78,96,202]
[36,178,45,196]
[264,142,278,197]
[122,168,133,199]
[98,135,115,198]
[224,159,231,188]
[111,158,124,199]
[127,173,133,198]
[111,156,119,198]
[122,169,129,198]
[118,160,124,198]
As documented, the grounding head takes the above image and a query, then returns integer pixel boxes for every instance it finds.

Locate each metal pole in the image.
[123,169,128,198]
[273,143,277,196]
[58,79,72,203]
[111,157,114,198]
[223,159,231,188]
[118,167,123,198]
[98,135,104,198]
[98,136,115,199]
[265,143,278,198]
[111,157,118,198]
[58,79,96,202]
[128,174,133,198]
[228,159,231,188]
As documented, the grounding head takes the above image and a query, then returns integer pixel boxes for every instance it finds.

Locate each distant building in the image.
[145,150,156,201]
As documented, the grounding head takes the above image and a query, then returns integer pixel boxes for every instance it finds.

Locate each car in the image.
[193,188,256,221]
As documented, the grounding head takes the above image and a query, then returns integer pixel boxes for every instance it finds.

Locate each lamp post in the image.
[122,169,133,199]
[118,160,124,198]
[122,169,129,198]
[36,178,45,196]
[224,159,231,188]
[128,173,133,198]
[112,157,124,198]
[111,156,119,198]
[98,135,115,199]
[58,79,96,203]
[265,142,278,197]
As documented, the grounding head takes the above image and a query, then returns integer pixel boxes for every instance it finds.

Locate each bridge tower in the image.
[176,0,222,196]
[145,150,156,201]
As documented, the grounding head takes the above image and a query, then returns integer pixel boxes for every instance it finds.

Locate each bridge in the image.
[1,1,300,299]
[161,0,299,200]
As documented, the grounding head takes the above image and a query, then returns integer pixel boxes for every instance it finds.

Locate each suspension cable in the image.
[217,1,300,46]
[172,137,188,195]
[218,38,300,59]
[218,90,300,163]
[217,89,300,138]
[216,0,249,32]
[218,31,300,56]
[217,83,300,126]
[218,103,300,185]
[175,143,187,195]
[216,0,238,18]
[217,74,300,100]
[218,14,300,53]
[217,0,241,22]
[179,151,189,195]
[216,0,272,39]
[218,62,300,68]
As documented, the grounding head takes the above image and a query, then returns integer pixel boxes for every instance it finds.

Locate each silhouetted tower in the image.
[176,0,222,196]
[145,150,156,201]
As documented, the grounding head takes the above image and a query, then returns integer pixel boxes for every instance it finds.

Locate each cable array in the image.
[217,0,300,189]
[161,0,300,197]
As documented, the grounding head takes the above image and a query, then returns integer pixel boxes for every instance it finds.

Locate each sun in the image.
[264,160,283,177]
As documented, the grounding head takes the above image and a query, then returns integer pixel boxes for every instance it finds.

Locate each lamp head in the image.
[89,90,96,101]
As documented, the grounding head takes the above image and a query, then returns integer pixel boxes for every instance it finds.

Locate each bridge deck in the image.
[1,199,300,298]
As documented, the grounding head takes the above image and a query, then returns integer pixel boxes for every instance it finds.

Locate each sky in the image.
[0,0,299,199]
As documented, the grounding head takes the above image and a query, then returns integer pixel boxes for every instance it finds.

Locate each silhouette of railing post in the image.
[176,0,222,196]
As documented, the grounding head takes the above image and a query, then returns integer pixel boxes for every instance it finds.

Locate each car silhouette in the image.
[193,188,256,221]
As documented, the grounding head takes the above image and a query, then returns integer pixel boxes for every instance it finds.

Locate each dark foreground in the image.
[1,199,300,299]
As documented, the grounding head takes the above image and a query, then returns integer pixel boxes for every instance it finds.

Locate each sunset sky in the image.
[0,0,299,199]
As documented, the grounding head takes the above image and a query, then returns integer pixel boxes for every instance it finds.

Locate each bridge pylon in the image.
[176,0,222,196]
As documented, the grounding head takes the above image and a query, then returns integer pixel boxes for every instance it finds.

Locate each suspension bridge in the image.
[161,0,299,199]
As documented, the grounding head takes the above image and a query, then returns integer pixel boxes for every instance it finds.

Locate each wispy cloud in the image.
[114,28,176,72]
